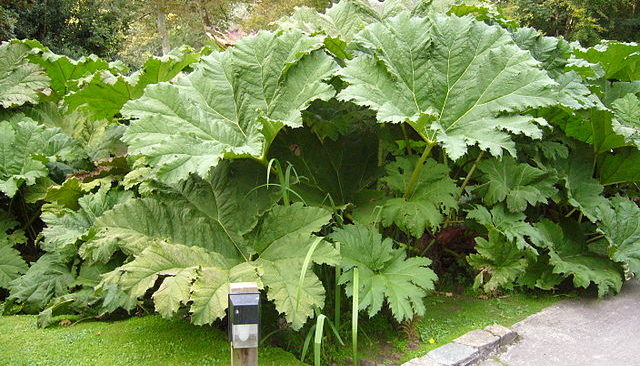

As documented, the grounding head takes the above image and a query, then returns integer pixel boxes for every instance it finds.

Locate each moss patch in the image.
[0,315,302,366]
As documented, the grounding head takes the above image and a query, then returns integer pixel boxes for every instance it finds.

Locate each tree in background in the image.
[118,0,250,65]
[241,0,331,30]
[496,0,639,45]
[117,0,331,66]
[0,0,134,59]
[4,0,635,65]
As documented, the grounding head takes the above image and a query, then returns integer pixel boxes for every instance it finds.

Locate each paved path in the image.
[481,280,640,366]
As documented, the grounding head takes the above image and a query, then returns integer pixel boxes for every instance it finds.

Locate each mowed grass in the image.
[0,290,567,365]
[0,315,303,366]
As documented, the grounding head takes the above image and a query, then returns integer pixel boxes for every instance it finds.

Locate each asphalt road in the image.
[481,280,640,366]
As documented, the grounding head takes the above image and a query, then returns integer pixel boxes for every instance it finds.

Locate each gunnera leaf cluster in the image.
[0,0,639,343]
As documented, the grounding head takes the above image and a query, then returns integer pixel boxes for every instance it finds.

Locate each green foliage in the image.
[467,230,528,292]
[65,45,207,120]
[611,93,640,149]
[466,205,540,253]
[0,210,28,289]
[277,0,431,44]
[573,41,640,81]
[13,39,113,101]
[97,201,338,329]
[3,0,134,59]
[0,41,49,108]
[535,220,623,297]
[551,150,609,221]
[122,30,337,183]
[330,224,437,322]
[82,162,270,262]
[337,13,557,159]
[0,116,83,197]
[597,197,640,275]
[379,157,459,237]
[270,123,380,208]
[498,0,640,46]
[41,186,133,260]
[2,1,640,357]
[8,253,76,311]
[475,156,557,212]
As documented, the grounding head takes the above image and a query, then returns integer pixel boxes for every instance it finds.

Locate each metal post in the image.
[229,282,259,366]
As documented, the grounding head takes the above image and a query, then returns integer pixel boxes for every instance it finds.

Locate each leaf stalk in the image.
[403,141,436,199]
[459,151,485,197]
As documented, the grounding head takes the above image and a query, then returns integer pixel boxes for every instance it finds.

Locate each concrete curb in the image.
[402,324,517,366]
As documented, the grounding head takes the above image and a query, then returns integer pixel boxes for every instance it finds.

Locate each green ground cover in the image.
[0,290,567,365]
[0,315,302,366]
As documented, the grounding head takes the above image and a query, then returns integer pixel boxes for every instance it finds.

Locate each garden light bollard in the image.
[229,282,260,366]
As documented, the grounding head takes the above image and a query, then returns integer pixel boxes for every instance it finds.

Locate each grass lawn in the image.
[0,290,569,365]
[0,315,302,366]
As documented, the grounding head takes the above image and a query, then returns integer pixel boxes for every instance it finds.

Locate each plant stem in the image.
[314,315,326,366]
[403,142,436,199]
[586,234,604,244]
[352,268,360,366]
[459,151,485,198]
[401,124,412,155]
[334,242,341,331]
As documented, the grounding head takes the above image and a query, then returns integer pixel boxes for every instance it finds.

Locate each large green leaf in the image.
[467,230,528,292]
[475,156,557,212]
[379,157,459,237]
[0,41,50,108]
[248,203,332,254]
[82,161,272,262]
[16,39,111,101]
[573,41,640,82]
[337,13,557,160]
[189,263,261,326]
[251,203,338,329]
[8,254,76,310]
[24,103,127,161]
[278,0,431,43]
[611,94,640,149]
[535,220,623,297]
[122,30,337,184]
[41,187,133,261]
[329,224,436,322]
[0,116,84,197]
[466,205,539,254]
[601,81,640,107]
[510,28,602,110]
[510,27,570,74]
[597,197,640,275]
[0,245,29,290]
[64,46,205,120]
[599,147,640,185]
[550,108,628,155]
[98,202,336,329]
[552,150,609,222]
[0,210,28,289]
[98,242,235,319]
[447,2,517,29]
